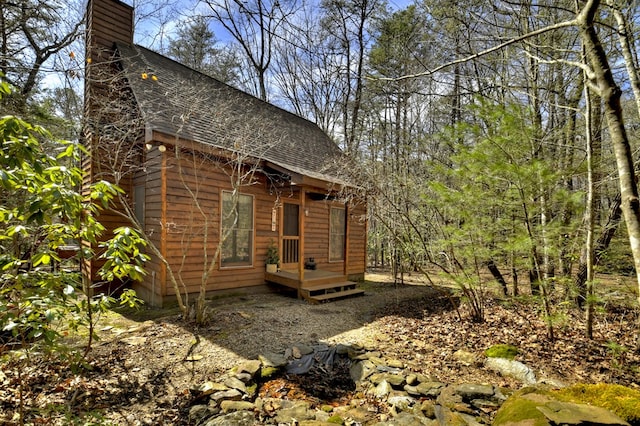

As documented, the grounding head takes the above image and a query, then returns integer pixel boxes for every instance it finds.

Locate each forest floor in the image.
[1,271,639,425]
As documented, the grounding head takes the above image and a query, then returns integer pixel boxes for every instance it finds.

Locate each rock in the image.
[537,401,630,425]
[292,346,302,358]
[210,388,243,403]
[374,411,435,425]
[259,352,287,368]
[404,384,420,396]
[224,377,247,393]
[259,366,278,379]
[471,398,501,411]
[434,405,471,426]
[406,374,418,385]
[453,349,478,366]
[419,400,436,419]
[236,359,261,376]
[415,373,437,383]
[372,379,394,398]
[219,400,255,413]
[369,356,386,366]
[257,397,306,415]
[335,343,353,355]
[370,372,405,387]
[437,385,474,415]
[291,343,314,358]
[493,387,631,426]
[388,395,416,411]
[416,381,445,397]
[376,364,403,374]
[455,383,495,401]
[284,347,293,359]
[351,360,377,382]
[188,404,218,424]
[299,420,339,426]
[121,336,147,346]
[244,383,257,399]
[493,387,509,402]
[190,381,228,396]
[485,357,536,385]
[332,405,378,425]
[234,372,252,382]
[274,401,314,423]
[459,412,486,426]
[386,358,404,368]
[203,410,256,426]
[352,350,382,360]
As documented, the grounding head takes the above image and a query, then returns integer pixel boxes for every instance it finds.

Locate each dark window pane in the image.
[283,203,299,236]
[221,191,253,267]
[329,207,345,261]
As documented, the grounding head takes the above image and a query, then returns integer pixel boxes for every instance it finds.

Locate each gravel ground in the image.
[4,272,637,425]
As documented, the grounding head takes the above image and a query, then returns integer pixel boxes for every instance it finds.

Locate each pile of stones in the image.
[187,343,508,425]
[187,343,632,426]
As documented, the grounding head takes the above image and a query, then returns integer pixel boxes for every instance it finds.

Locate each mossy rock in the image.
[245,383,257,398]
[554,383,640,424]
[327,414,344,424]
[493,387,553,426]
[485,344,519,360]
[260,366,279,379]
[494,385,634,426]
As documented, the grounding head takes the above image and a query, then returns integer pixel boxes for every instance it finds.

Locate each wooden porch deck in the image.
[265,269,364,303]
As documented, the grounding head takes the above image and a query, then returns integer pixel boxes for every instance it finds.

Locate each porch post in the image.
[298,188,306,298]
[343,201,349,277]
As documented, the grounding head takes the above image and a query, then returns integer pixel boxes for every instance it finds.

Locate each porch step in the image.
[303,281,358,292]
[301,281,365,304]
[303,274,349,286]
[309,288,365,303]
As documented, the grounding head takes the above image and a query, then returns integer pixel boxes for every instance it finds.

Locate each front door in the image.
[281,203,299,270]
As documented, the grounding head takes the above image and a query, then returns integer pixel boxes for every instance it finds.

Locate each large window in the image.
[329,207,346,262]
[221,191,254,267]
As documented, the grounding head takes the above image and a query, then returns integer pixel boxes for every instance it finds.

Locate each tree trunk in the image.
[486,260,508,296]
[575,193,622,306]
[577,0,640,311]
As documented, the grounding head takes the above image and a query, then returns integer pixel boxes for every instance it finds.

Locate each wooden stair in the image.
[301,281,365,304]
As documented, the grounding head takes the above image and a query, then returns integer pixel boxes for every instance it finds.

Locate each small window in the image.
[221,191,254,267]
[329,207,345,262]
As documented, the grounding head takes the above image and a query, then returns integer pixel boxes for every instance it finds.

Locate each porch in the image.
[265,269,364,304]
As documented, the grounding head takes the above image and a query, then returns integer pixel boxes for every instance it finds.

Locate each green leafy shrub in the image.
[1,77,146,424]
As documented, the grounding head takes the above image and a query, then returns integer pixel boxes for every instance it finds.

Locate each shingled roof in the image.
[115,42,346,185]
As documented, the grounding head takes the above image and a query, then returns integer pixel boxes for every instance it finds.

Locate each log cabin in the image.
[84,0,367,306]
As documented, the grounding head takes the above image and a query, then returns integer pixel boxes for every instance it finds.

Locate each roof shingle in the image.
[115,43,345,185]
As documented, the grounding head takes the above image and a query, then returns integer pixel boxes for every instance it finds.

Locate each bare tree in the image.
[200,0,297,100]
[577,0,640,314]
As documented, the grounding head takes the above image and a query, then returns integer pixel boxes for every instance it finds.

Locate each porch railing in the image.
[282,237,299,264]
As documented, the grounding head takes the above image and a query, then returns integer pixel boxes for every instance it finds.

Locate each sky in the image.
[131,0,418,50]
